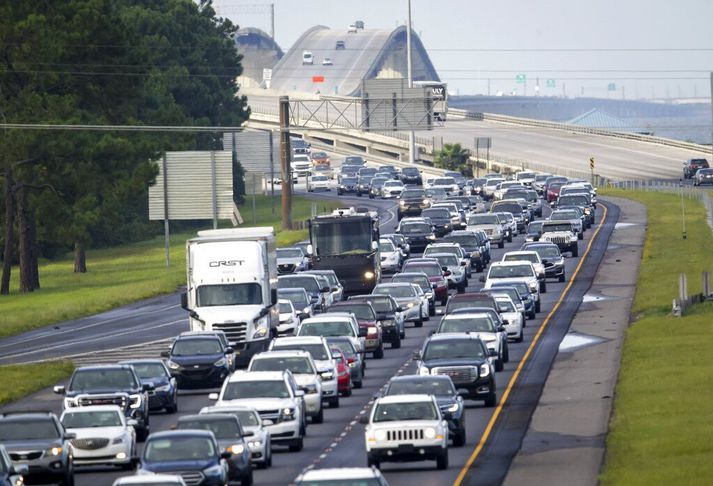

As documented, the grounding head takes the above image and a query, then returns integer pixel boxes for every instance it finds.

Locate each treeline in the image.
[0,0,249,294]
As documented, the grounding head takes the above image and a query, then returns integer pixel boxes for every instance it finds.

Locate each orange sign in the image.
[312,75,325,83]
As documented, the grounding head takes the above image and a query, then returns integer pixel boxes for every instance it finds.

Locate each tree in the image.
[434,143,471,175]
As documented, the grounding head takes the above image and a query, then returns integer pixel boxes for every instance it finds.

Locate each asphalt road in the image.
[1,193,618,486]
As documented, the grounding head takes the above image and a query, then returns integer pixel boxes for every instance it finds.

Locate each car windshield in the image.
[373,285,415,298]
[402,189,425,198]
[312,176,328,181]
[492,203,522,214]
[312,272,338,287]
[469,214,498,225]
[535,174,551,182]
[222,380,290,400]
[559,196,590,206]
[274,344,329,361]
[372,402,438,422]
[62,410,123,429]
[424,246,459,258]
[440,316,494,333]
[130,363,168,379]
[422,209,450,219]
[489,265,533,278]
[402,167,419,175]
[144,437,216,462]
[197,283,262,306]
[423,340,485,360]
[327,339,357,356]
[176,419,241,439]
[299,321,355,337]
[384,181,403,188]
[443,234,478,247]
[492,282,528,296]
[311,219,373,256]
[278,301,293,313]
[172,338,222,356]
[344,156,363,164]
[252,357,314,374]
[70,369,138,391]
[371,178,388,187]
[279,276,321,292]
[0,420,60,440]
[278,290,310,308]
[517,172,535,180]
[425,188,447,198]
[542,223,572,233]
[277,248,303,258]
[391,275,428,291]
[551,211,579,220]
[490,288,522,302]
[504,254,538,264]
[528,222,543,232]
[530,246,561,259]
[497,299,516,312]
[379,241,395,252]
[434,177,456,185]
[387,379,455,397]
[342,177,357,184]
[433,254,459,267]
[329,305,375,320]
[402,263,440,277]
[485,179,504,187]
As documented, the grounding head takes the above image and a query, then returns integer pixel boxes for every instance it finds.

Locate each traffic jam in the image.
[0,143,600,486]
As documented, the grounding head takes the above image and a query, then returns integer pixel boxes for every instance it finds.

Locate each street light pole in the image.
[406,0,415,164]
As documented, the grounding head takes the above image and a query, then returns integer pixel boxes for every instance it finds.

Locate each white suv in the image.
[269,336,340,408]
[296,314,364,357]
[481,261,540,309]
[361,394,449,470]
[209,370,307,452]
[247,350,324,423]
[502,251,546,291]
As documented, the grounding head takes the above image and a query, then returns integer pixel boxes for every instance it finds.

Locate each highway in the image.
[0,191,618,486]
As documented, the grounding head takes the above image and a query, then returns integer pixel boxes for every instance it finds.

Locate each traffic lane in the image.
[313,207,605,485]
[0,292,187,365]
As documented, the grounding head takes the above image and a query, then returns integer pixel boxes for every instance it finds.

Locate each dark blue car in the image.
[162,335,232,389]
[120,359,178,414]
[138,430,230,485]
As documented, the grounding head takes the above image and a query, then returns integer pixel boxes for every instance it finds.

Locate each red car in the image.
[402,259,449,306]
[546,182,564,204]
[331,348,353,397]
[326,302,384,359]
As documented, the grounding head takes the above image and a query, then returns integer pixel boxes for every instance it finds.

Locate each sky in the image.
[212,0,713,100]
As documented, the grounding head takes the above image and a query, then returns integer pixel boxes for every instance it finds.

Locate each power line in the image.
[0,123,244,132]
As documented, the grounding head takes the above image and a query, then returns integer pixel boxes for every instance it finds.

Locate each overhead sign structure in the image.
[515,74,526,84]
[360,78,433,131]
[546,79,556,88]
[607,83,617,91]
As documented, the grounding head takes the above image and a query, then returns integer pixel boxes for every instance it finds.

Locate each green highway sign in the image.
[515,74,526,84]
[607,82,616,91]
[546,79,556,88]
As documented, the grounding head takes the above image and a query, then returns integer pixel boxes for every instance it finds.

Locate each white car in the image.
[277,299,300,336]
[199,405,272,468]
[277,247,310,274]
[372,283,428,327]
[381,180,404,198]
[502,251,546,286]
[435,313,508,371]
[296,314,364,359]
[494,180,525,200]
[295,467,388,485]
[322,57,333,66]
[60,405,135,468]
[494,295,524,343]
[308,175,331,192]
[430,176,460,196]
[209,370,307,452]
[361,394,449,470]
[379,238,402,272]
[269,336,340,408]
[291,155,312,177]
[515,171,537,186]
[482,177,505,199]
[482,261,541,309]
[248,350,324,423]
[493,211,517,242]
[467,213,505,248]
[113,476,186,486]
[302,51,314,65]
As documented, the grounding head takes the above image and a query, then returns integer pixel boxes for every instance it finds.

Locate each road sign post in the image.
[589,157,595,185]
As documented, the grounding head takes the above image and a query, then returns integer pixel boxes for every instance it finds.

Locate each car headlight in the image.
[129,394,142,409]
[367,326,377,335]
[428,234,437,240]
[374,429,387,441]
[447,402,460,413]
[155,384,171,392]
[364,271,375,279]
[48,447,63,456]
[63,397,77,408]
[253,327,268,339]
[424,427,437,439]
[281,407,296,420]
[528,281,538,291]
[407,302,415,308]
[167,360,180,370]
[320,370,334,380]
[227,444,245,454]
[247,440,263,448]
[480,363,490,377]
[418,366,430,375]
[203,464,223,476]
[214,358,227,367]
[399,200,406,206]
[111,436,125,445]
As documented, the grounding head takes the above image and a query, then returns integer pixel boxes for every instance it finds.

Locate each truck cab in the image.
[181,227,279,367]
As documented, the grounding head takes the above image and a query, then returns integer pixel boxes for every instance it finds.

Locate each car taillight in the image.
[347,356,355,363]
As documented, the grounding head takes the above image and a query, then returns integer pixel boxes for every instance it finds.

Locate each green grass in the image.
[0,361,75,407]
[0,195,338,338]
[599,189,713,485]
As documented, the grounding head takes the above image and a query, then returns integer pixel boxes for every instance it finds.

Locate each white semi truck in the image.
[181,227,279,367]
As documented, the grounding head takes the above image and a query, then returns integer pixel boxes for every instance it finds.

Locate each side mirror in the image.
[460,261,467,266]
[412,350,421,360]
[10,465,29,476]
[53,385,66,395]
[127,419,139,427]
[295,390,305,397]
[442,411,452,420]
[221,451,233,459]
[488,349,498,357]
[306,244,314,255]
[431,283,437,289]
[142,382,155,392]
[224,347,234,355]
[262,419,274,426]
[358,327,368,337]
[441,266,448,272]
[502,319,509,325]
[180,292,188,310]
[160,351,170,358]
[479,276,486,282]
[498,325,506,332]
[429,329,435,335]
[332,287,339,291]
[396,306,404,312]
[359,414,370,424]
[322,286,330,293]
[64,432,77,440]
[208,392,219,401]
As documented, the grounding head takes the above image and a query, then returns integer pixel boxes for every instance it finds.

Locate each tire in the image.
[312,406,324,424]
[457,281,466,294]
[540,281,547,293]
[337,190,343,195]
[476,264,483,273]
[441,297,448,306]
[528,310,536,320]
[166,394,178,414]
[415,316,423,328]
[436,451,449,470]
[498,241,504,249]
[357,193,362,197]
[343,386,352,397]
[329,396,340,408]
[391,337,401,349]
[453,429,466,447]
[241,468,254,486]
[367,455,380,469]
[495,357,504,372]
[136,426,149,443]
[429,304,436,316]
[369,194,374,199]
[571,245,579,258]
[484,392,497,407]
[516,329,524,343]
[60,471,74,486]
[354,380,363,389]
[289,437,304,452]
[374,344,384,359]
[400,327,406,339]
[578,232,584,240]
[507,234,513,243]
[559,273,566,282]
[535,299,541,313]
[503,343,510,363]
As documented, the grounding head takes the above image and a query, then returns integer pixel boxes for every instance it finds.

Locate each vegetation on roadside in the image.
[600,189,713,485]
[0,195,338,339]
[0,361,75,407]
[434,143,472,175]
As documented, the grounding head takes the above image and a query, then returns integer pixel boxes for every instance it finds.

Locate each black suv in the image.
[54,365,152,441]
[398,188,429,218]
[383,375,467,447]
[521,242,566,282]
[421,208,453,237]
[442,230,490,272]
[0,411,74,485]
[399,167,423,186]
[414,333,497,407]
[162,335,233,389]
[347,295,403,346]
[396,221,436,252]
[683,158,709,179]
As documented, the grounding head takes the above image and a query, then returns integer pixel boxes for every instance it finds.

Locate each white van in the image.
[302,51,314,65]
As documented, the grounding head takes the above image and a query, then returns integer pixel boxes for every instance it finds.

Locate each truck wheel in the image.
[571,246,579,258]
[312,407,324,424]
[288,437,304,452]
[484,393,497,408]
[374,344,384,359]
[436,451,449,470]
[498,241,504,249]
[539,281,547,293]
[391,337,401,349]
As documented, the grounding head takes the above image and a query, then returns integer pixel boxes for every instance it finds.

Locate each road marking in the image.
[453,202,610,486]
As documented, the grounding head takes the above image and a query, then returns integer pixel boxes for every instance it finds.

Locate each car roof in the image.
[113,475,186,485]
[200,405,259,414]
[273,336,326,346]
[118,359,167,366]
[174,334,222,342]
[376,394,434,404]
[392,272,428,278]
[448,292,493,301]
[226,371,286,382]
[74,364,135,372]
[490,261,533,267]
[252,350,311,359]
[177,413,237,424]
[303,313,355,322]
[374,282,415,289]
[427,332,484,343]
[388,374,452,384]
[298,468,381,481]
[442,312,491,319]
[147,430,215,440]
[61,405,124,414]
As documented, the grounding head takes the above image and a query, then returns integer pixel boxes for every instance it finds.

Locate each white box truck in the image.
[181,227,279,367]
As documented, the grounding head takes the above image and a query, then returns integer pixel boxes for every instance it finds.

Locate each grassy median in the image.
[0,361,75,407]
[600,189,713,485]
[0,195,338,338]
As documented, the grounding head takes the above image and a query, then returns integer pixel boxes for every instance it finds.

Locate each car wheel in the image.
[343,386,352,397]
[503,343,510,363]
[578,232,584,240]
[457,281,466,294]
[312,406,324,424]
[392,337,401,349]
[441,297,448,306]
[415,315,423,328]
[60,471,75,486]
[436,450,449,470]
[329,396,340,408]
[136,426,149,443]
[540,281,547,293]
[516,329,524,343]
[453,429,466,447]
[528,310,536,320]
[476,264,483,273]
[369,194,374,199]
[571,246,579,257]
[355,380,363,389]
[535,299,541,313]
[289,437,304,452]
[429,304,436,316]
[166,394,178,414]
[498,241,504,249]
[559,273,566,283]
[242,468,254,486]
[367,455,380,469]
[374,345,384,359]
[507,233,513,243]
[484,392,497,407]
[357,193,362,197]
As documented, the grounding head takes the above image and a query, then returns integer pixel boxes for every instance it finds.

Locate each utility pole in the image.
[270,3,275,40]
[710,72,713,161]
[279,96,292,230]
[406,0,415,164]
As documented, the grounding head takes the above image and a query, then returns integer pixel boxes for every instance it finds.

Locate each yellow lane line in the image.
[453,202,611,485]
